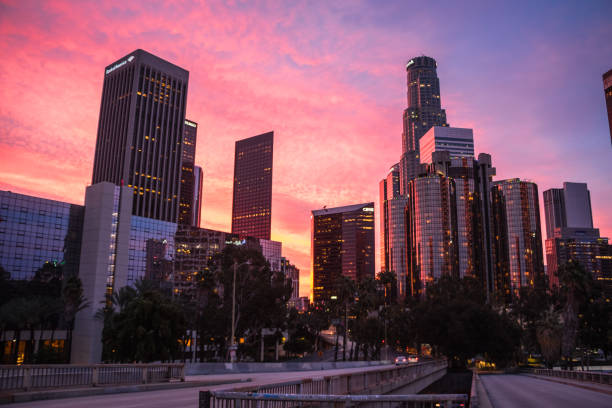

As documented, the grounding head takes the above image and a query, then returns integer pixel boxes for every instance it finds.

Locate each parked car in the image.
[408,355,419,363]
[395,355,407,365]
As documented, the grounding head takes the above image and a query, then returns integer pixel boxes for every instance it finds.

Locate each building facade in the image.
[178,119,198,226]
[603,68,612,144]
[379,164,400,272]
[545,227,611,294]
[192,165,203,227]
[543,182,593,239]
[91,49,189,223]
[491,179,544,298]
[405,174,458,297]
[231,132,274,240]
[311,203,375,303]
[419,126,474,165]
[0,191,84,280]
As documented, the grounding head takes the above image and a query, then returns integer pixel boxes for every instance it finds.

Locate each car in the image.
[395,355,407,365]
[407,355,419,363]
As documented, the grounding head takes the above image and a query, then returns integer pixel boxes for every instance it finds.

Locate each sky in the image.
[0,0,611,297]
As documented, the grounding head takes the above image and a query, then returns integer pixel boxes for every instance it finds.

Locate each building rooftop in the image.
[312,202,374,216]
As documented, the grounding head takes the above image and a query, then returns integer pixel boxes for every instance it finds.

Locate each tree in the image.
[557,260,592,367]
[62,275,89,361]
[100,280,187,362]
[413,276,520,368]
[536,307,562,368]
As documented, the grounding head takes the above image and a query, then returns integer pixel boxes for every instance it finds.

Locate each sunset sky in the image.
[1,1,611,297]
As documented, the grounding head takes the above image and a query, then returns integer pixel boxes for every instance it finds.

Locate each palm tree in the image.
[62,276,89,362]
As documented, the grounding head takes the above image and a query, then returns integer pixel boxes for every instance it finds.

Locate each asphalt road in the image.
[480,374,611,408]
[6,364,396,408]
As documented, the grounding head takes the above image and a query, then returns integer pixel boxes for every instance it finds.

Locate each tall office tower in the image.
[311,203,375,303]
[428,152,479,279]
[543,181,609,294]
[192,165,203,227]
[405,174,458,297]
[402,56,449,153]
[604,69,612,144]
[545,228,611,294]
[178,119,198,226]
[420,127,474,165]
[475,153,497,299]
[491,179,544,298]
[399,56,449,194]
[543,182,593,239]
[231,132,273,240]
[91,49,189,223]
[379,164,400,271]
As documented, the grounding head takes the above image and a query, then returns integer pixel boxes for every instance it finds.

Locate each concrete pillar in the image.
[71,183,132,363]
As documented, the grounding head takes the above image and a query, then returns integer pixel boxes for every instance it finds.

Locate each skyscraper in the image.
[311,203,375,303]
[178,119,198,226]
[405,174,458,297]
[543,182,593,239]
[419,127,474,165]
[192,165,203,227]
[379,163,400,271]
[543,182,609,294]
[603,68,612,144]
[491,179,544,298]
[231,132,273,240]
[400,56,449,194]
[91,49,189,223]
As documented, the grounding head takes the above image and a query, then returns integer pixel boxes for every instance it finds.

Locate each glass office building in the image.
[179,119,198,226]
[128,216,177,284]
[91,49,189,223]
[0,190,84,280]
[231,132,274,240]
[406,174,458,297]
[311,203,375,303]
[491,179,544,298]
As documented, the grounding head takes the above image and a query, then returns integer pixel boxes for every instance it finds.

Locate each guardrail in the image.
[200,391,468,408]
[0,363,185,391]
[200,360,451,407]
[533,368,612,385]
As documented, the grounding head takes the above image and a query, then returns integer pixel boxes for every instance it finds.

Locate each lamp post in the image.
[229,260,251,363]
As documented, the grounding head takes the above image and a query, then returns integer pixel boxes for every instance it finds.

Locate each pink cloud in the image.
[1,1,610,297]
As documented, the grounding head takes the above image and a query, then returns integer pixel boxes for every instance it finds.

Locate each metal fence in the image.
[533,368,612,385]
[0,363,185,391]
[199,391,468,408]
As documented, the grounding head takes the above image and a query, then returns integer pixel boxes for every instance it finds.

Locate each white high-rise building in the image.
[419,126,474,164]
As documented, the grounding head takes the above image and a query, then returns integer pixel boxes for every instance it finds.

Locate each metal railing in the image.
[0,363,185,391]
[200,391,468,408]
[533,368,612,385]
[200,360,455,407]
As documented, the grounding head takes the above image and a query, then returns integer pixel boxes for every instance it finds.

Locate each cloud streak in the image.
[1,0,611,296]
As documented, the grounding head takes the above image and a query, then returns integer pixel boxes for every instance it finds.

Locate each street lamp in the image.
[229,260,251,363]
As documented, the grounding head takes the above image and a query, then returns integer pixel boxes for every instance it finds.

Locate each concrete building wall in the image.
[72,182,132,363]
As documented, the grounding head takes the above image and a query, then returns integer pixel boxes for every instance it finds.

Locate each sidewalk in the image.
[524,373,612,395]
[0,377,251,405]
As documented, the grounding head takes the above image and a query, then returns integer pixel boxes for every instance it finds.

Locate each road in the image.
[6,364,396,408]
[480,374,611,408]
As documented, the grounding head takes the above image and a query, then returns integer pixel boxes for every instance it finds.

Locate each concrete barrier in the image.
[185,360,391,375]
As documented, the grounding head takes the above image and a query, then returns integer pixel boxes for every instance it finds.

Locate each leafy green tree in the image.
[413,276,520,368]
[100,280,187,362]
